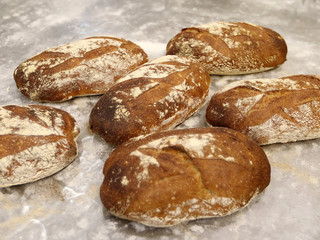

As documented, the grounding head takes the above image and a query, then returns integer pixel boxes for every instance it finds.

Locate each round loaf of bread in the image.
[14,36,148,102]
[206,75,320,145]
[166,22,287,75]
[100,127,271,227]
[89,55,211,146]
[0,105,80,188]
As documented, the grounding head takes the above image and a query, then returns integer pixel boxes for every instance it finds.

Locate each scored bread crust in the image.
[0,105,80,188]
[89,55,211,146]
[166,22,287,75]
[100,127,270,227]
[14,36,148,102]
[206,75,320,145]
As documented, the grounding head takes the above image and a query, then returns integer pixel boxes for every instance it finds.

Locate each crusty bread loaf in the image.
[166,22,287,75]
[89,55,211,146]
[100,127,270,227]
[206,75,320,145]
[14,36,148,102]
[0,105,79,188]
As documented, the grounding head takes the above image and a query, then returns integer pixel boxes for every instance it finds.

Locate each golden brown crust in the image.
[13,36,148,102]
[100,127,270,227]
[166,22,287,75]
[206,75,320,144]
[0,105,80,188]
[89,55,211,146]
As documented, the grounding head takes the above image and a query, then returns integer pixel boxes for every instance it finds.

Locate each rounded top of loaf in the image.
[100,127,271,227]
[13,36,148,102]
[0,104,80,188]
[89,55,210,146]
[206,75,320,144]
[166,21,287,75]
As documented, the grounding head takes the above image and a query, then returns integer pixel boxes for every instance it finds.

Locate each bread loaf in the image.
[89,55,211,145]
[0,105,79,188]
[206,75,320,145]
[14,36,148,102]
[100,127,270,227]
[166,22,287,75]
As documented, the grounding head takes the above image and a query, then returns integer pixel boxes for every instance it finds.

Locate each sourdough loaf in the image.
[14,36,148,102]
[100,127,270,227]
[206,75,320,145]
[0,105,79,188]
[166,22,287,75]
[89,55,211,145]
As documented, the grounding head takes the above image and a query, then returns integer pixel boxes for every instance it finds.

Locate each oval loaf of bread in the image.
[206,75,320,145]
[14,36,148,102]
[89,55,211,145]
[0,105,79,188]
[166,22,287,75]
[100,127,271,227]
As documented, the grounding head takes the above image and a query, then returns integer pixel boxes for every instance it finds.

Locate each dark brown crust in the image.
[13,36,148,102]
[166,22,287,75]
[205,75,320,144]
[0,105,79,187]
[89,56,211,146]
[100,127,270,227]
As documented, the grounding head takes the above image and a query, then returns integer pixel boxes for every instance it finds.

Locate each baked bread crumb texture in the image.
[1,21,317,227]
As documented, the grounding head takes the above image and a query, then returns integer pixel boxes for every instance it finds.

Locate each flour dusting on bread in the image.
[14,37,148,102]
[206,75,320,145]
[100,127,270,227]
[89,55,210,145]
[0,105,79,188]
[166,22,287,75]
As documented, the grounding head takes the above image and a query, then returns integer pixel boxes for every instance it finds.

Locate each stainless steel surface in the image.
[0,0,319,239]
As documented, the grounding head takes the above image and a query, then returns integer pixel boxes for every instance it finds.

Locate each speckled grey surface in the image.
[0,0,319,239]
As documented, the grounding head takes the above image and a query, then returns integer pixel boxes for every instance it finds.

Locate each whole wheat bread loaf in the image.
[206,75,320,145]
[100,127,270,227]
[0,105,79,188]
[166,22,287,75]
[14,36,148,102]
[89,55,211,145]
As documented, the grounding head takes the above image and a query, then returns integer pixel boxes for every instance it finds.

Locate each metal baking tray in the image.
[1,0,319,239]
